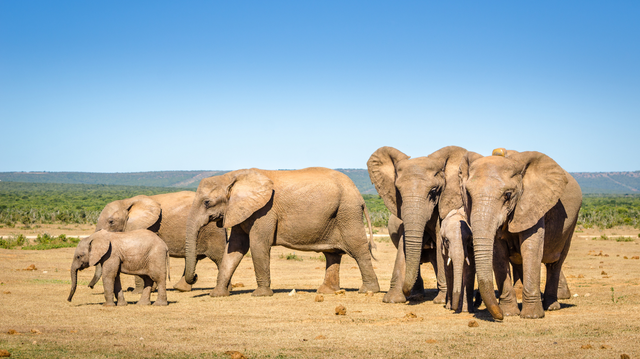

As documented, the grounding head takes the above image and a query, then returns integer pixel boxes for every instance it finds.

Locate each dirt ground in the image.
[1,225,639,358]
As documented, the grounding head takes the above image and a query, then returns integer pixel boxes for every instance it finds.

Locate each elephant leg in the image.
[557,269,571,300]
[494,239,519,316]
[383,234,408,303]
[249,236,273,297]
[114,272,127,307]
[173,259,196,292]
[88,263,102,289]
[133,275,145,294]
[542,262,563,311]
[153,272,168,306]
[101,264,117,306]
[433,231,447,304]
[353,249,380,294]
[137,276,153,306]
[519,221,545,319]
[211,227,250,297]
[317,252,342,293]
[462,259,476,313]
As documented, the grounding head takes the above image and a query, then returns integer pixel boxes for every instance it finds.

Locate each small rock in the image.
[30,329,41,334]
[581,344,593,349]
[69,330,77,333]
[601,271,608,275]
[578,274,585,278]
[24,264,37,271]
[632,256,640,260]
[621,354,631,359]
[6,330,18,335]
[468,320,479,327]
[600,344,612,349]
[334,289,346,295]
[335,304,347,315]
[314,295,324,302]
[426,339,437,344]
[231,283,244,288]
[315,335,327,340]
[42,271,48,274]
[624,256,628,259]
[32,341,37,345]
[224,351,246,359]
[584,293,591,297]
[0,349,10,357]
[405,312,417,319]
[3,291,10,295]
[288,289,296,296]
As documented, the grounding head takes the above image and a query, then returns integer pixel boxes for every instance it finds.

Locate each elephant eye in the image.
[203,200,211,208]
[504,192,512,201]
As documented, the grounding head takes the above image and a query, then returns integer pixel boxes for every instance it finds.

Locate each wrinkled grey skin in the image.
[368,146,472,304]
[460,149,582,320]
[68,229,170,306]
[184,167,379,297]
[90,192,227,292]
[440,207,475,313]
[387,214,439,301]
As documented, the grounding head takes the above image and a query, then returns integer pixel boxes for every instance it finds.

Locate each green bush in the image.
[0,234,27,249]
[21,233,81,250]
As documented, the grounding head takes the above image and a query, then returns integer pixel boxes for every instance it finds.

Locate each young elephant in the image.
[91,191,227,292]
[440,207,475,313]
[184,167,380,297]
[68,229,170,306]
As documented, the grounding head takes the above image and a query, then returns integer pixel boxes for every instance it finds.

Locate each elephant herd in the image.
[68,146,582,320]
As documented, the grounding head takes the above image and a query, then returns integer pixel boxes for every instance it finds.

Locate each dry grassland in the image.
[1,226,639,358]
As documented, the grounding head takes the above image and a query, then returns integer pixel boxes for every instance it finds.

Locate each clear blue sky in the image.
[1,1,638,173]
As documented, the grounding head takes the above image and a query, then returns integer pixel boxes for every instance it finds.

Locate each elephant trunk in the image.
[68,265,79,302]
[451,257,464,311]
[401,198,431,297]
[184,208,205,285]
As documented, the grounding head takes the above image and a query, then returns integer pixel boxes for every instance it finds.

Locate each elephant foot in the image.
[520,301,545,319]
[358,283,380,294]
[544,300,561,311]
[382,288,407,304]
[102,302,116,307]
[499,301,520,317]
[210,286,231,297]
[173,277,193,292]
[557,287,571,300]
[317,283,340,294]
[433,291,447,305]
[136,299,151,306]
[251,287,274,297]
[132,287,144,294]
[152,299,168,306]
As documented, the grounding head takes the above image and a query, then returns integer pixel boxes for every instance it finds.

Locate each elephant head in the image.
[184,169,274,285]
[95,195,162,233]
[68,230,112,302]
[367,146,469,297]
[459,149,568,320]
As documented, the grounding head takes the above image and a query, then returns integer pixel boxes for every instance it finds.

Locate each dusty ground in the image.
[1,225,639,358]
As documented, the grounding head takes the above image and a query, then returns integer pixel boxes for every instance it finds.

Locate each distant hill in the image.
[2,170,639,194]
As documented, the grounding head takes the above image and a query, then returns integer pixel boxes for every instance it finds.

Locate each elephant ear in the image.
[89,231,111,267]
[223,169,274,229]
[427,146,470,219]
[367,146,410,215]
[124,195,161,231]
[507,151,568,233]
[458,151,483,223]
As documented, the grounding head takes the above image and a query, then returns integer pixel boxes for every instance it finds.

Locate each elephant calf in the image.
[440,207,475,313]
[68,229,170,306]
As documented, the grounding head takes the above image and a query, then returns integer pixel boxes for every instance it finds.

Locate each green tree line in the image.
[1,182,638,230]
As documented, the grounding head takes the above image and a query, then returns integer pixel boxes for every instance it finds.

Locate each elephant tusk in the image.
[466,257,470,266]
[447,257,451,266]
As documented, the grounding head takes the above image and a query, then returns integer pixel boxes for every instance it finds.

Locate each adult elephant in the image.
[90,192,227,292]
[367,146,472,304]
[183,167,380,297]
[459,148,582,319]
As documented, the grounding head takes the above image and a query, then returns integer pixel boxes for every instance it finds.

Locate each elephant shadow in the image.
[189,287,360,298]
[72,300,178,307]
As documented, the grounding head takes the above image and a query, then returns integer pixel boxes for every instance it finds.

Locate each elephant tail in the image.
[363,204,377,259]
[166,251,171,282]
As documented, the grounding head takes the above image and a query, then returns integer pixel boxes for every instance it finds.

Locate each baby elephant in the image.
[68,229,170,306]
